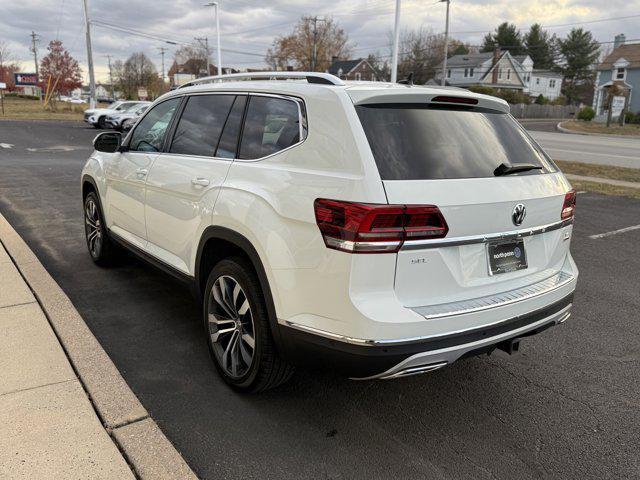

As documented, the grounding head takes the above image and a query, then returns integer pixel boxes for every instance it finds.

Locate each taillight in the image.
[561,189,577,220]
[314,199,448,254]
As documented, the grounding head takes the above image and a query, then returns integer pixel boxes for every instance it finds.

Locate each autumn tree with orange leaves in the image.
[40,40,82,107]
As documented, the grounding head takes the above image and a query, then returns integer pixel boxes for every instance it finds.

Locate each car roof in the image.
[158,79,510,113]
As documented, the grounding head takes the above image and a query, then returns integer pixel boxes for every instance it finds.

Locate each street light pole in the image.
[82,0,96,109]
[205,2,223,76]
[440,0,451,87]
[391,0,401,83]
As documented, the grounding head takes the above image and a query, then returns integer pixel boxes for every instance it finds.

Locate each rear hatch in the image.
[354,96,575,309]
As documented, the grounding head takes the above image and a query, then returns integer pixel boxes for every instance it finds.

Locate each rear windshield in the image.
[356,104,556,180]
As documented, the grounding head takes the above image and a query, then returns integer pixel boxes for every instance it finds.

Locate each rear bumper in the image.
[279,293,573,379]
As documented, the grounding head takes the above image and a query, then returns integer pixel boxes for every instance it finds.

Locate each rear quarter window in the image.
[356,104,556,180]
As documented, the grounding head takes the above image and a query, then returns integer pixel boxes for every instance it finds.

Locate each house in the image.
[593,34,640,118]
[434,50,563,100]
[327,58,378,81]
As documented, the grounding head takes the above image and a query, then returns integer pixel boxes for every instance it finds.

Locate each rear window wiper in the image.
[494,162,543,176]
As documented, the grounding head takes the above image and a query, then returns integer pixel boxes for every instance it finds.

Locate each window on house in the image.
[506,68,511,80]
[464,68,469,77]
[536,77,540,85]
[616,68,626,80]
[355,72,361,81]
[469,68,474,77]
[498,68,502,80]
[447,69,451,78]
[549,79,556,89]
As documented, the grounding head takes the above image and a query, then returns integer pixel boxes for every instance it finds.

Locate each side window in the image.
[215,96,247,159]
[129,98,180,152]
[170,94,235,156]
[239,96,302,160]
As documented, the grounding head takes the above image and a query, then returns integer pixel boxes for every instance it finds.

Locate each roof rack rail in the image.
[177,71,345,89]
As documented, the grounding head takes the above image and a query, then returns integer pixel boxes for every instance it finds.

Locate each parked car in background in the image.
[105,103,151,131]
[81,72,578,393]
[84,101,147,129]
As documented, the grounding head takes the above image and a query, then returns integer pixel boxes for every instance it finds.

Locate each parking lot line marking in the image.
[589,224,640,239]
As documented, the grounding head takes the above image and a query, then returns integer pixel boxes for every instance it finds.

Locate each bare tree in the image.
[389,27,466,84]
[0,41,18,88]
[114,52,162,99]
[265,16,353,72]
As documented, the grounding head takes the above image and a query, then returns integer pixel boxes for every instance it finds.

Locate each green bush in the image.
[624,111,640,124]
[4,92,40,100]
[550,96,567,106]
[577,106,595,121]
[534,94,548,105]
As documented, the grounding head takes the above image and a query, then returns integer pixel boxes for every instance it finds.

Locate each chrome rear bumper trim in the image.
[402,218,573,250]
[411,271,574,319]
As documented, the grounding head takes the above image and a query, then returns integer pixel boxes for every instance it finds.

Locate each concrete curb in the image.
[556,120,638,138]
[565,173,640,189]
[0,212,198,480]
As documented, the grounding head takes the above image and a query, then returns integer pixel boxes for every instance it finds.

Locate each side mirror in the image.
[93,132,121,153]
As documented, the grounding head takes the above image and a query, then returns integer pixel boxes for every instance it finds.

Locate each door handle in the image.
[191,177,210,187]
[135,168,148,177]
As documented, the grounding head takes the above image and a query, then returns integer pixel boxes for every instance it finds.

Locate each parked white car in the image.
[105,103,151,131]
[81,72,578,393]
[84,100,147,129]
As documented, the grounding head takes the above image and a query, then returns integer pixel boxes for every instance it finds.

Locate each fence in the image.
[509,104,578,119]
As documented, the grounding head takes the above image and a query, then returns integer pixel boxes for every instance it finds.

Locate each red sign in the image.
[14,73,38,86]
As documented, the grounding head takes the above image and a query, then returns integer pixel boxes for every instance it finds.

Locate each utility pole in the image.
[82,0,96,109]
[195,37,211,76]
[30,31,41,100]
[104,55,115,100]
[440,0,451,86]
[205,2,223,76]
[310,16,325,72]
[157,47,168,87]
[391,0,401,83]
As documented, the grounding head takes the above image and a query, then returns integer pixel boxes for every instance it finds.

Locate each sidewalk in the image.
[0,213,198,480]
[0,243,134,478]
[565,173,640,189]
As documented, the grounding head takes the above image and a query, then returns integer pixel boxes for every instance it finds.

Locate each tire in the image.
[204,257,294,393]
[97,116,107,129]
[83,191,118,266]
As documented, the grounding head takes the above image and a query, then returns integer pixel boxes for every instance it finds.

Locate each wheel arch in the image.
[195,226,285,351]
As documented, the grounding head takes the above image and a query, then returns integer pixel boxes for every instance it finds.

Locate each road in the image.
[1,120,639,479]
[527,129,640,169]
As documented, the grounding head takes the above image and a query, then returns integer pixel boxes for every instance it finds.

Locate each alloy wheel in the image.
[208,275,256,379]
[84,198,102,258]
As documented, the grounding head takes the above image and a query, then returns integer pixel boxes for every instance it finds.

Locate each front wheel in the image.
[204,258,294,393]
[84,192,118,266]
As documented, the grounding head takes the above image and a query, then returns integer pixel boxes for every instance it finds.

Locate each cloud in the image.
[3,0,639,82]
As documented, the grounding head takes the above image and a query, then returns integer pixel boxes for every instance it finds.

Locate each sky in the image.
[2,0,639,83]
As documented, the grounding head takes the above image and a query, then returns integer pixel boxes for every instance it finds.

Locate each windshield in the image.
[107,101,122,109]
[356,104,556,180]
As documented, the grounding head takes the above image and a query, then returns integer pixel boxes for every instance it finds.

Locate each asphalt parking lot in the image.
[1,120,639,480]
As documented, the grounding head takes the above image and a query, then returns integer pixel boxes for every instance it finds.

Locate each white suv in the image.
[81,72,578,392]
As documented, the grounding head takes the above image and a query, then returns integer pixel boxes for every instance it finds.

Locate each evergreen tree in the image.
[524,24,555,70]
[556,28,600,104]
[481,22,524,55]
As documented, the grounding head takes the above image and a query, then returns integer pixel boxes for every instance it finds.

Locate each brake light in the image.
[314,199,448,254]
[561,189,577,220]
[431,95,478,105]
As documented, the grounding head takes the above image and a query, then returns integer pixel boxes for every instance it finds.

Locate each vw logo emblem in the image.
[512,203,526,226]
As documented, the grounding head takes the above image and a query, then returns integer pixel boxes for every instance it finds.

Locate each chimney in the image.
[492,47,501,84]
[614,34,626,49]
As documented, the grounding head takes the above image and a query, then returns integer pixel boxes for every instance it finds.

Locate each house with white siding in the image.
[434,50,563,100]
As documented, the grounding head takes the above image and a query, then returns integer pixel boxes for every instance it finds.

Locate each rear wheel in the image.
[84,192,117,266]
[204,257,294,393]
[97,116,107,129]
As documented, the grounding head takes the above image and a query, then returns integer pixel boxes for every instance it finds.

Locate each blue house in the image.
[593,34,640,117]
